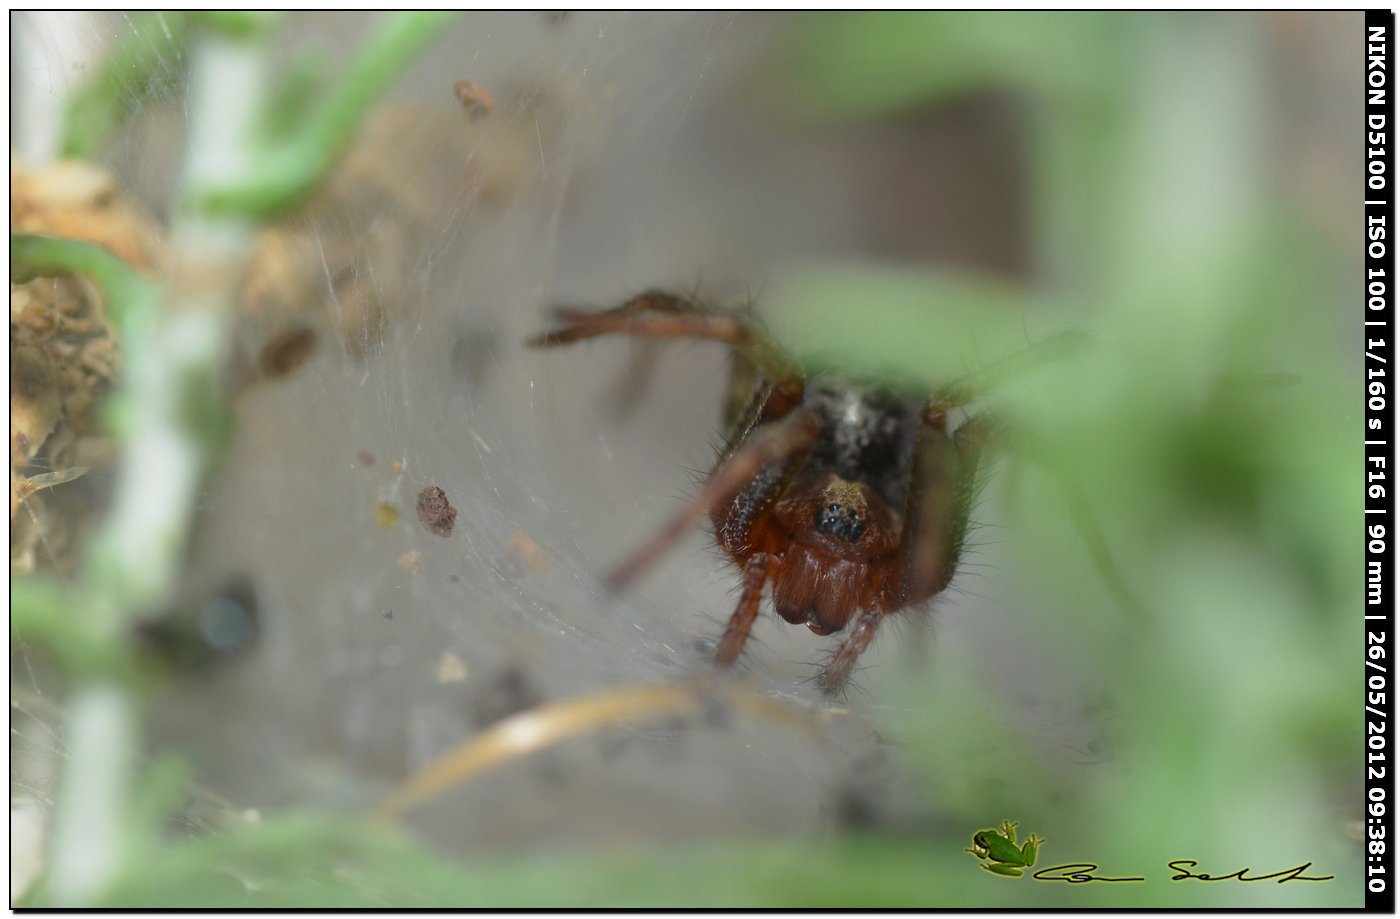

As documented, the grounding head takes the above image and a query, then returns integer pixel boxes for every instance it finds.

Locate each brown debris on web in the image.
[453,79,495,121]
[416,484,458,538]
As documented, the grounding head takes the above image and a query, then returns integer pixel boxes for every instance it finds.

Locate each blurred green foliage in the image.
[17,11,1360,908]
[60,12,191,160]
[193,11,455,217]
[775,10,1360,909]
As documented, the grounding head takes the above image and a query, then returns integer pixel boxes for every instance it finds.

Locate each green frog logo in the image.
[965,820,1044,877]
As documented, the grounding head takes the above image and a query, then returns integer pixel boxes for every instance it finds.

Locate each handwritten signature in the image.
[1029,861,1334,884]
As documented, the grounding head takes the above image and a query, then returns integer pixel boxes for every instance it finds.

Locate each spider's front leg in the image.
[818,399,991,694]
[606,406,821,591]
[528,292,817,641]
[715,554,772,668]
[898,402,996,606]
[598,404,819,674]
[528,289,805,409]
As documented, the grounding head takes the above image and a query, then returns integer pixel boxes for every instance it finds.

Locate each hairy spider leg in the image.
[528,294,805,408]
[817,606,883,695]
[553,291,767,422]
[567,288,704,317]
[819,401,991,694]
[857,333,1088,623]
[901,402,981,605]
[529,294,814,592]
[706,386,825,667]
[605,408,822,591]
[715,554,771,667]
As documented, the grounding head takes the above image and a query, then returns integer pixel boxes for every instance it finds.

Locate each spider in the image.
[530,291,1133,693]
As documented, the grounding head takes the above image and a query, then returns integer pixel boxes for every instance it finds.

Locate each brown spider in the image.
[530,291,1126,693]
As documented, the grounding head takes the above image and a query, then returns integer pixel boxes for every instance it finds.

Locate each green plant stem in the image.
[37,20,272,908]
[11,235,159,329]
[11,576,134,679]
[27,12,454,906]
[194,10,280,39]
[44,683,138,906]
[13,9,455,678]
[9,236,161,656]
[195,11,456,217]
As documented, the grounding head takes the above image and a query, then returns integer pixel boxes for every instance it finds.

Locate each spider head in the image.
[814,480,868,543]
[772,474,899,564]
[768,475,901,634]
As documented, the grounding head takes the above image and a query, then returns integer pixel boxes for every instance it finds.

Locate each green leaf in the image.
[195,11,457,218]
[763,262,1046,390]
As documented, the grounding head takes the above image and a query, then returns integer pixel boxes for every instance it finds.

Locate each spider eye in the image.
[815,501,866,542]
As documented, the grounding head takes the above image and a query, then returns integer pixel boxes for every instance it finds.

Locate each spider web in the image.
[9,10,1109,886]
